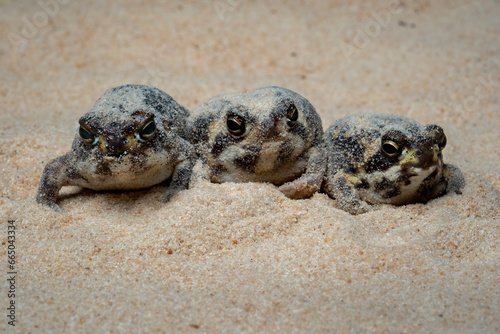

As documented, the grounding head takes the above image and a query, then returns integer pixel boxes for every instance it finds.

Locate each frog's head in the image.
[77,111,158,158]
[361,120,448,204]
[197,86,321,174]
[377,123,447,172]
[73,84,187,161]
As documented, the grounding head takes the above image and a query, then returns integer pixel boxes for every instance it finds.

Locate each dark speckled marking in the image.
[343,163,357,175]
[108,85,123,94]
[375,177,395,191]
[272,99,293,116]
[396,171,418,186]
[95,159,113,176]
[355,178,370,190]
[365,152,395,174]
[190,116,211,145]
[211,164,227,177]
[289,122,309,141]
[335,176,363,211]
[66,166,82,180]
[335,176,349,195]
[427,168,439,180]
[384,187,401,198]
[374,177,401,198]
[211,133,243,157]
[332,135,366,163]
[261,118,282,140]
[130,153,151,173]
[277,141,295,164]
[234,146,261,170]
[417,168,440,196]
[168,164,191,189]
[142,87,175,115]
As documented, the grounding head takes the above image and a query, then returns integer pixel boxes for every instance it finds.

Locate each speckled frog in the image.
[36,84,195,212]
[322,113,465,214]
[189,86,325,199]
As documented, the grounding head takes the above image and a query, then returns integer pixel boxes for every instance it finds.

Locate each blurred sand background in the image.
[1,0,499,332]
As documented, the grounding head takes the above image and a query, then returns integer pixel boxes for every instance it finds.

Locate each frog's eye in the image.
[425,124,446,150]
[79,123,95,143]
[439,134,447,150]
[286,104,299,124]
[381,140,402,158]
[139,118,156,139]
[227,116,245,136]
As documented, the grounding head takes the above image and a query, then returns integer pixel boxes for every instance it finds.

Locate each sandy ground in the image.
[1,0,499,332]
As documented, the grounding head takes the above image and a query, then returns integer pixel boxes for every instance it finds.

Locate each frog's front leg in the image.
[188,158,212,185]
[163,140,196,202]
[443,163,465,194]
[278,146,326,199]
[422,163,466,202]
[323,171,373,215]
[36,153,77,213]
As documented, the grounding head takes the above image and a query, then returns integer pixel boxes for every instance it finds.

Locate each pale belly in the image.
[75,155,175,191]
[212,156,309,185]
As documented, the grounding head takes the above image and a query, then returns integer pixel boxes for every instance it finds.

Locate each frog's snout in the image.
[104,135,128,157]
[260,116,288,141]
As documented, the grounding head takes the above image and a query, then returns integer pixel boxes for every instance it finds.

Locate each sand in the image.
[1,0,499,332]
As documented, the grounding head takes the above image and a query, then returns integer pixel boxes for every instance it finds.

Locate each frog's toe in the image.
[36,196,63,213]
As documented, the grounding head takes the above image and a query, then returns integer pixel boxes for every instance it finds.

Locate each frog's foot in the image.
[278,173,322,199]
[163,157,194,202]
[36,193,64,213]
[324,172,373,215]
[36,154,74,213]
[443,163,465,195]
[186,159,213,190]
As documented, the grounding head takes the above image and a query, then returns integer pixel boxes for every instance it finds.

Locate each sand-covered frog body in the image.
[36,84,195,212]
[322,113,465,215]
[189,86,325,199]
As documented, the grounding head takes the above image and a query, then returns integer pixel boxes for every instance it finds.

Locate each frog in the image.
[322,113,465,215]
[188,86,325,199]
[36,84,195,212]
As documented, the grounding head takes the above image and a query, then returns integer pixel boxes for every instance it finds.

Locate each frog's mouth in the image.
[102,153,129,162]
[101,149,149,162]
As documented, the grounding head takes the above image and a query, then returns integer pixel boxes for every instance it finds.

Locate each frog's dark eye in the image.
[439,134,447,150]
[286,104,299,123]
[227,116,245,136]
[425,124,446,150]
[381,140,402,158]
[139,118,156,139]
[79,125,95,143]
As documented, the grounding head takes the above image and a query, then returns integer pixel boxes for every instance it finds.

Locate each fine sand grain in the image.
[1,1,499,332]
